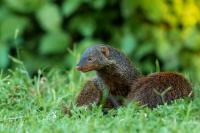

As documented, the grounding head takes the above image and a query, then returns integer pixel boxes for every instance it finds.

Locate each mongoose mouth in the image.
[76,65,94,72]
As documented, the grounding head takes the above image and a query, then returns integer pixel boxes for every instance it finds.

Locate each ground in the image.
[0,65,200,133]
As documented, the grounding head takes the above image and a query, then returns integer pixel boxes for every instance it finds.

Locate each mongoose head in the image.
[76,45,111,72]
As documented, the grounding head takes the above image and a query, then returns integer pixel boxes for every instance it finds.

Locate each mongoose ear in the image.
[100,46,109,57]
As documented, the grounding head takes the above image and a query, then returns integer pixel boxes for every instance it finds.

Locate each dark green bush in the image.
[0,0,200,81]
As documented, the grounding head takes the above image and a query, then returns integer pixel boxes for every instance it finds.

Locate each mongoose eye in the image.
[88,57,93,62]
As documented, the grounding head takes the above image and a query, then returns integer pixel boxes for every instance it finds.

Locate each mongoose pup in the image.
[76,78,103,107]
[126,72,193,108]
[76,77,121,111]
[76,44,141,109]
[63,78,113,115]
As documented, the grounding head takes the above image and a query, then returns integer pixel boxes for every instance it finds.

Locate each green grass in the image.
[0,65,200,133]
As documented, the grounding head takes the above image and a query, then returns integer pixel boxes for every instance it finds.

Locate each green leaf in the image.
[183,28,200,51]
[121,0,138,18]
[4,0,45,13]
[155,59,160,72]
[62,0,82,17]
[0,15,29,42]
[139,0,167,22]
[0,7,10,23]
[120,29,136,55]
[9,55,23,65]
[189,55,200,81]
[90,0,106,10]
[154,29,180,70]
[140,59,155,73]
[134,42,154,60]
[0,44,9,68]
[68,16,96,37]
[39,32,70,54]
[37,4,62,32]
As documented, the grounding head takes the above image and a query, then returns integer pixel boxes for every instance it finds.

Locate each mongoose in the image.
[76,77,121,112]
[76,44,193,109]
[126,72,193,108]
[76,78,103,107]
[76,44,141,109]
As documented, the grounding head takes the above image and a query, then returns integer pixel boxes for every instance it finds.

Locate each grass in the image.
[0,61,200,133]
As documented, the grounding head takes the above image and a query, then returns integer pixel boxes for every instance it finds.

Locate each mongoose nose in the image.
[76,66,81,71]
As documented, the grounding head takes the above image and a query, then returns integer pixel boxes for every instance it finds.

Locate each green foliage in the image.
[36,3,62,32]
[40,32,70,54]
[62,0,83,17]
[4,0,44,13]
[0,0,200,81]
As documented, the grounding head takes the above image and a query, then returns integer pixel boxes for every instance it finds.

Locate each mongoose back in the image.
[76,44,141,101]
[126,72,193,108]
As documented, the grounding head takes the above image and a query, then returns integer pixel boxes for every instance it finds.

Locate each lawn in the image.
[0,64,200,133]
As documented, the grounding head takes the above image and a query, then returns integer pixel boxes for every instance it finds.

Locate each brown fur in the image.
[76,79,102,107]
[76,45,141,109]
[126,72,193,108]
[76,78,123,110]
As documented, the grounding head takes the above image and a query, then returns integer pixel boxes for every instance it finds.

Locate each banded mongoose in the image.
[76,78,102,107]
[76,44,193,109]
[127,72,193,108]
[76,44,141,109]
[76,77,122,111]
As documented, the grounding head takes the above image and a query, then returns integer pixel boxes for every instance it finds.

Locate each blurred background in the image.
[0,0,200,81]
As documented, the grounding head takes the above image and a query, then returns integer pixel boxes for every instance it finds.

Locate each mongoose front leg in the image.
[107,95,121,108]
[102,94,122,114]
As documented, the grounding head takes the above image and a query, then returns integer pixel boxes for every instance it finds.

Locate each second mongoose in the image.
[76,77,122,112]
[126,72,193,108]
